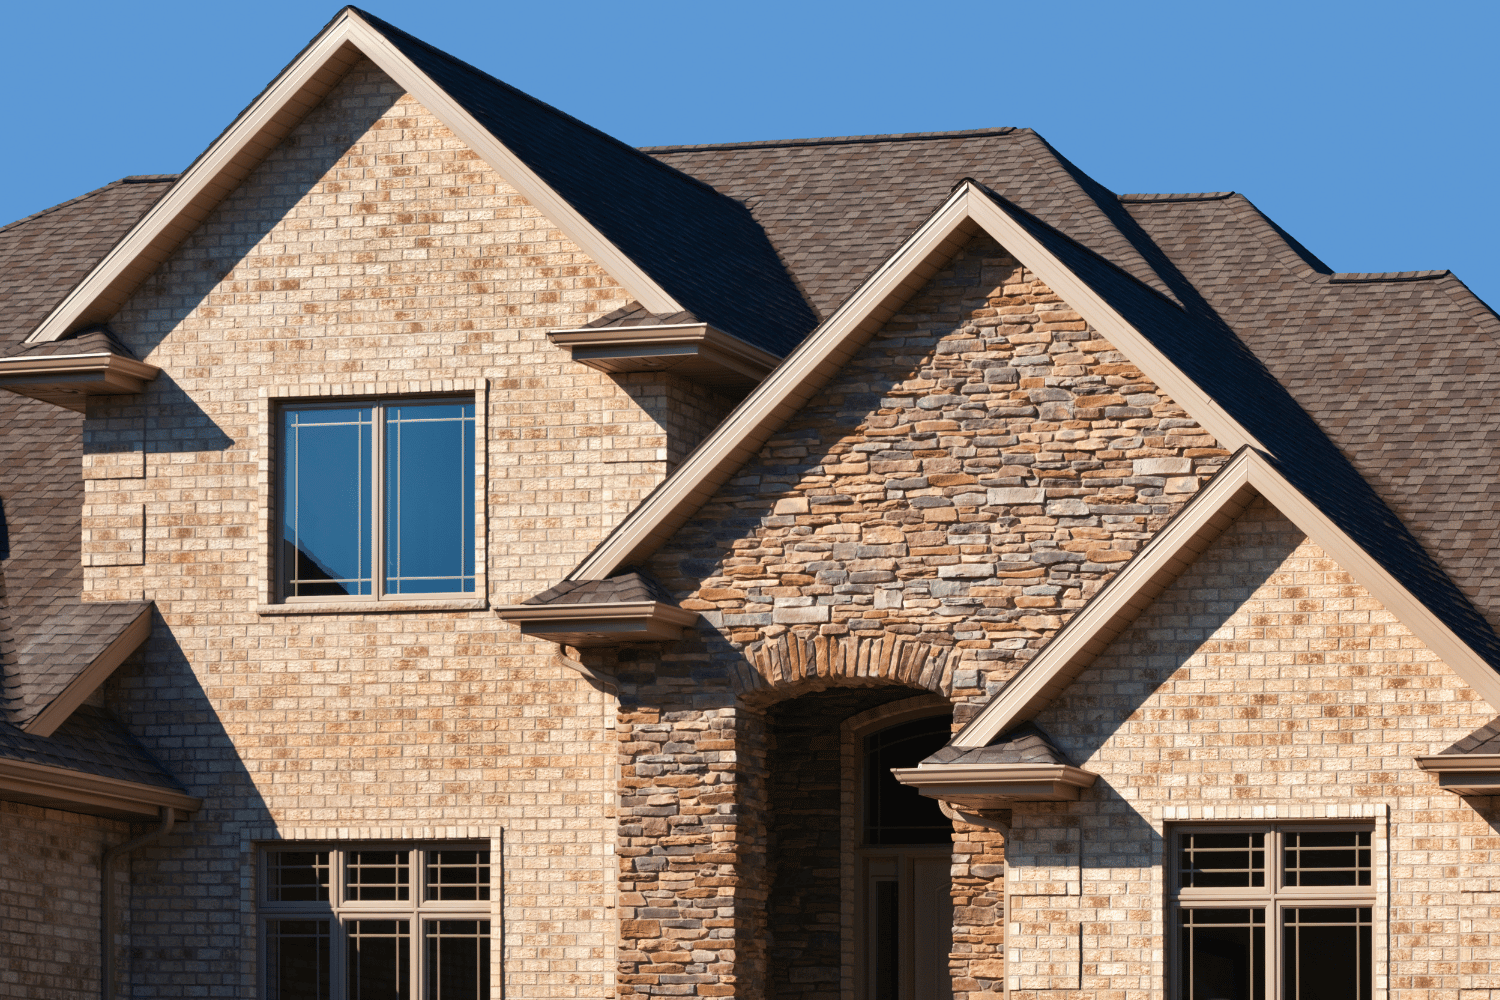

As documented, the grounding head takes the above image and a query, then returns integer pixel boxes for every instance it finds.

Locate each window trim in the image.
[257,842,495,999]
[1168,821,1376,1000]
[255,382,488,613]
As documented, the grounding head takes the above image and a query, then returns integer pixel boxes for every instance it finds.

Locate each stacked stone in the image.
[651,233,1228,720]
[950,818,1008,1000]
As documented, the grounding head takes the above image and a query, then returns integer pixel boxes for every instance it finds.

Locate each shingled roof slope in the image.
[523,569,676,607]
[0,704,186,791]
[1126,193,1500,641]
[0,180,165,730]
[0,176,175,357]
[354,8,817,356]
[646,128,1178,319]
[923,722,1074,767]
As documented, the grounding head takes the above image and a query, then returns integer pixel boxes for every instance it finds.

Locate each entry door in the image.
[860,849,954,1000]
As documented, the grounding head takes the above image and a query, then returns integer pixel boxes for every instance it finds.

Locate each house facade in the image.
[2,8,1498,1000]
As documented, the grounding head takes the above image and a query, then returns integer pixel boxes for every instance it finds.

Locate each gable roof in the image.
[23,7,815,359]
[545,180,1500,702]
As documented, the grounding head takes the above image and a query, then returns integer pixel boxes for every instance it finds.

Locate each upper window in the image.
[260,843,491,999]
[280,399,476,600]
[1172,824,1373,1000]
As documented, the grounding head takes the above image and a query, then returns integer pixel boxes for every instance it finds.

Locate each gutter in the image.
[101,806,177,1000]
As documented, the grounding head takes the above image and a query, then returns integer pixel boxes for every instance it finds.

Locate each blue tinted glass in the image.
[384,402,475,594]
[282,407,373,597]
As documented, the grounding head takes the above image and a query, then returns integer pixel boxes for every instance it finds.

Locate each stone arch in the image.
[737,630,966,706]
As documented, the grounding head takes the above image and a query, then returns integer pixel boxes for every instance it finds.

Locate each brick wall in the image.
[66,60,734,998]
[1001,496,1500,1000]
[0,801,129,999]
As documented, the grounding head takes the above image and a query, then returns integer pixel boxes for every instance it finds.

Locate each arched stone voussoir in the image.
[737,629,965,706]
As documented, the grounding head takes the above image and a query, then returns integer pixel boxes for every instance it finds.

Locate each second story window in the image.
[280,399,476,600]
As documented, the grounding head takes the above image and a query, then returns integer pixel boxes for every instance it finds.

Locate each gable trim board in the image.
[952,447,1500,751]
[22,604,155,737]
[23,6,682,347]
[567,181,1269,583]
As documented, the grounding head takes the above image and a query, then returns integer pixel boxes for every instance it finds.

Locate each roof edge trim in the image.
[496,600,699,647]
[23,605,154,737]
[891,762,1099,807]
[0,754,200,820]
[25,10,680,344]
[955,449,1500,748]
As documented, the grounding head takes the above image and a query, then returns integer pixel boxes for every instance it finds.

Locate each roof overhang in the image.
[496,600,700,646]
[0,756,200,821]
[23,7,682,346]
[0,352,161,411]
[891,762,1099,808]
[1414,754,1500,795]
[548,323,780,392]
[953,448,1500,747]
[23,604,154,737]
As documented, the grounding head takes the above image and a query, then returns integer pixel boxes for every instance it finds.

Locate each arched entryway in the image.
[762,688,955,1000]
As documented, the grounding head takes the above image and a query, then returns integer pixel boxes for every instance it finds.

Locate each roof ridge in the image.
[642,127,1020,153]
[1222,194,1334,277]
[0,175,175,236]
[1117,191,1236,203]
[349,7,739,205]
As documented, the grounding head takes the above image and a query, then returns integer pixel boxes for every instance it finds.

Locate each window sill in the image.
[256,598,490,616]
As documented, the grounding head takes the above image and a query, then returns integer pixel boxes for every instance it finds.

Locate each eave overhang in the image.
[0,352,161,411]
[891,762,1099,808]
[495,600,700,646]
[548,323,780,392]
[0,756,201,821]
[1414,754,1500,795]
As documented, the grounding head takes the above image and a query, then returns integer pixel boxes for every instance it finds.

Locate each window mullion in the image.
[373,406,381,601]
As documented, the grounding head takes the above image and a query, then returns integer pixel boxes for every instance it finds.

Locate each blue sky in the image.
[6,1,1497,306]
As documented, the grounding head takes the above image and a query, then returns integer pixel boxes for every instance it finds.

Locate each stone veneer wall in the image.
[0,801,129,998]
[68,61,731,998]
[1003,496,1500,1000]
[604,233,1235,998]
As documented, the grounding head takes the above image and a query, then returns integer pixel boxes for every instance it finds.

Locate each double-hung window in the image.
[279,398,476,600]
[260,843,492,999]
[1172,824,1374,1000]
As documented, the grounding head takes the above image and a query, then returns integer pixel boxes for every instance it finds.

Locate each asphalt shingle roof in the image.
[923,722,1075,767]
[0,704,186,791]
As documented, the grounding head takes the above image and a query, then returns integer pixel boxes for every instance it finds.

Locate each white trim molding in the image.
[1413,753,1500,795]
[25,8,680,346]
[0,756,200,821]
[0,352,160,411]
[891,762,1098,808]
[495,601,700,646]
[548,323,781,391]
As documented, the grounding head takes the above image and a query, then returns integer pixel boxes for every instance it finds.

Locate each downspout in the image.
[101,806,175,1000]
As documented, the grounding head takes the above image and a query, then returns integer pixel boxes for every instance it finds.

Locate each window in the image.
[1172,824,1373,1000]
[260,844,492,999]
[279,399,476,600]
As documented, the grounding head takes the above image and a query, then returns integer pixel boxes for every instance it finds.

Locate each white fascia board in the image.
[27,11,679,344]
[23,605,154,738]
[567,185,980,581]
[955,449,1500,748]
